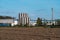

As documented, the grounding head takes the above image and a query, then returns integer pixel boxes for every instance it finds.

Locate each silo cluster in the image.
[18,13,30,26]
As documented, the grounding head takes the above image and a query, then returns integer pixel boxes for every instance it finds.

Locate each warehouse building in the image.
[0,19,14,26]
[0,16,14,26]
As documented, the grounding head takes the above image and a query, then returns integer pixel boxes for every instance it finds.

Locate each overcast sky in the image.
[0,0,60,20]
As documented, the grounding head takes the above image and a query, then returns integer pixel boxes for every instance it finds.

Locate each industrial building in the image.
[0,19,14,26]
[18,13,30,26]
[11,19,18,26]
[0,19,18,27]
[0,16,18,26]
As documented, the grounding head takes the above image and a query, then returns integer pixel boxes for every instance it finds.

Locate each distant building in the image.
[0,19,14,26]
[18,13,30,26]
[11,19,18,26]
[30,20,36,26]
[0,16,16,26]
[30,20,58,26]
[42,20,57,25]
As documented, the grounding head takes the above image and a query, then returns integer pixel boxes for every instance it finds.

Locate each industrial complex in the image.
[0,8,59,27]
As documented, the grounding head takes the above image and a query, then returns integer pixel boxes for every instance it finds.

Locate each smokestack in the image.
[18,13,20,25]
[52,8,53,22]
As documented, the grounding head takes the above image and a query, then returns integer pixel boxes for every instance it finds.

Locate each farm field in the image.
[0,27,60,40]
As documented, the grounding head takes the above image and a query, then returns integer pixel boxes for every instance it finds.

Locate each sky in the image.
[0,0,60,20]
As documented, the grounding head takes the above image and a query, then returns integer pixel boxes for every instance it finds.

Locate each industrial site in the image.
[0,0,60,40]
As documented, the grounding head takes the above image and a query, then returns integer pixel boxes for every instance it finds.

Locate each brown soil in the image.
[0,27,60,40]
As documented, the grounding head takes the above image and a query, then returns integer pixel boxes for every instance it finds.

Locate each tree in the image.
[36,17,42,26]
[0,16,14,19]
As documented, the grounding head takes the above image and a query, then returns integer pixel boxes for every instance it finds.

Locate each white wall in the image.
[11,20,18,26]
[0,19,14,23]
